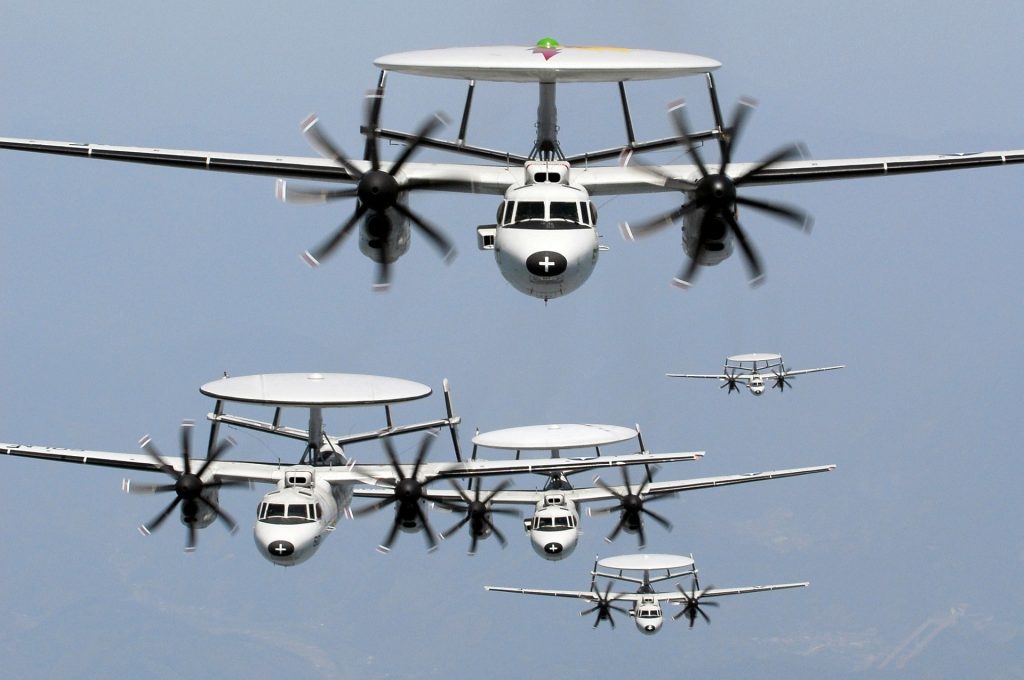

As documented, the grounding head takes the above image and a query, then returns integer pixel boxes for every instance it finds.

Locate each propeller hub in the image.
[175,473,204,500]
[696,174,736,209]
[622,495,643,514]
[358,170,400,212]
[396,478,422,503]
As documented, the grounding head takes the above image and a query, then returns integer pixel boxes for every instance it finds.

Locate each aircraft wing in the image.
[657,582,809,603]
[413,450,703,482]
[575,149,1024,196]
[352,463,834,506]
[485,586,642,603]
[0,137,516,195]
[782,365,845,377]
[0,441,371,485]
[568,464,836,504]
[665,373,752,382]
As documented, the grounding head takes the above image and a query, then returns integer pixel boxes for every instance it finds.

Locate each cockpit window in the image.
[534,515,574,531]
[639,608,660,618]
[549,202,579,222]
[260,502,314,524]
[514,201,545,221]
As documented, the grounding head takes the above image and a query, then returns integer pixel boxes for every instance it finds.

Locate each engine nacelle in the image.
[359,210,410,263]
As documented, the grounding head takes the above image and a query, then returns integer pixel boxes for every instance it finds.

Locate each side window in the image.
[496,201,506,225]
[588,202,598,225]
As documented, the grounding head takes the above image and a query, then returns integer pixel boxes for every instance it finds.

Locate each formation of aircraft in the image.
[487,552,807,635]
[3,39,1023,299]
[668,353,845,395]
[0,372,834,565]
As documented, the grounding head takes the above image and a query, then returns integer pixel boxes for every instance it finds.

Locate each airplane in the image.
[1,371,834,563]
[352,421,835,559]
[668,352,844,395]
[486,552,808,635]
[3,39,1023,299]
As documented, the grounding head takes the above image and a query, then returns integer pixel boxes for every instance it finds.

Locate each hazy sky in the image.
[1,2,1022,678]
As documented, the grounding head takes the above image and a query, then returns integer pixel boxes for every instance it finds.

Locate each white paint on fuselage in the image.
[524,496,580,560]
[253,472,348,567]
[493,170,599,301]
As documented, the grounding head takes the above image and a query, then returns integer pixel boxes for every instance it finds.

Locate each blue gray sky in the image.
[1,2,1022,678]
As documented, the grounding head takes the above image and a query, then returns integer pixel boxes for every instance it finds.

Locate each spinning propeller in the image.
[439,479,520,555]
[278,89,458,288]
[772,372,793,392]
[124,420,242,552]
[353,434,456,553]
[673,580,719,628]
[589,466,673,548]
[620,98,812,288]
[721,373,742,394]
[580,582,629,629]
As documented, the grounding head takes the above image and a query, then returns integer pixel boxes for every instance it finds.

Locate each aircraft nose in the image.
[526,251,568,277]
[645,625,656,632]
[267,540,295,558]
[543,542,563,555]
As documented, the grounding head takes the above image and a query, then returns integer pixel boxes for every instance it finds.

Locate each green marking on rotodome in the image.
[535,37,560,49]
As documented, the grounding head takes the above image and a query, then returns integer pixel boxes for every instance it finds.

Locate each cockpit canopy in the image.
[497,200,597,228]
[258,501,322,524]
[637,607,661,619]
[532,514,577,531]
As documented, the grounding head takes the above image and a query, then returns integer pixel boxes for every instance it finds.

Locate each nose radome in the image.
[267,540,294,558]
[543,542,563,555]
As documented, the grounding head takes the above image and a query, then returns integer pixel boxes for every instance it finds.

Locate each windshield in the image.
[534,515,574,531]
[259,502,315,525]
[508,201,588,229]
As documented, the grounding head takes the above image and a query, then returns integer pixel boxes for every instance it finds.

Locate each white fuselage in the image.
[523,493,580,560]
[747,374,766,395]
[633,596,665,635]
[252,468,349,567]
[492,163,600,301]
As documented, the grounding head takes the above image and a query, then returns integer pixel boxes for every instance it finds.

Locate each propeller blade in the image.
[377,516,403,553]
[195,437,234,480]
[640,506,673,531]
[736,195,813,231]
[141,496,181,534]
[197,495,238,534]
[185,518,197,553]
[139,436,177,480]
[179,421,193,475]
[124,482,177,495]
[363,87,384,170]
[668,101,709,178]
[440,514,471,540]
[733,143,805,186]
[392,202,457,262]
[275,180,360,204]
[389,112,449,178]
[618,149,696,193]
[301,114,364,179]
[723,210,765,286]
[415,504,438,552]
[673,223,708,289]
[352,496,397,517]
[485,517,508,548]
[720,98,757,172]
[303,203,368,267]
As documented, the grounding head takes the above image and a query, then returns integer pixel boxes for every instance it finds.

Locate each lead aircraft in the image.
[0,372,834,565]
[2,39,1022,299]
[487,552,807,635]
